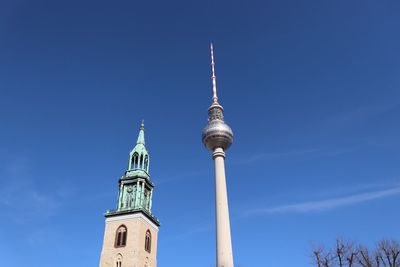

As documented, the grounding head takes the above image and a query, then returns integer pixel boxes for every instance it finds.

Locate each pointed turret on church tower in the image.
[99,122,160,267]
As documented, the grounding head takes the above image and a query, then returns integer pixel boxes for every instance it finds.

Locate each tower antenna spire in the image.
[210,43,218,103]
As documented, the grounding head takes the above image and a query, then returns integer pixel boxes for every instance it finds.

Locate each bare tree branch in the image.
[311,239,399,267]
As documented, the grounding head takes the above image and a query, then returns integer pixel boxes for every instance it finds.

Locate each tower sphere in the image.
[202,109,233,151]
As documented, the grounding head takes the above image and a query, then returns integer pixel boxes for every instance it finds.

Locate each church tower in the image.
[99,121,160,267]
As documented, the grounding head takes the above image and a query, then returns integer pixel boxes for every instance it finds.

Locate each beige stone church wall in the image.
[99,213,159,267]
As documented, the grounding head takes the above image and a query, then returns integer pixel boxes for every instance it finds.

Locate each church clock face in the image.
[127,186,133,193]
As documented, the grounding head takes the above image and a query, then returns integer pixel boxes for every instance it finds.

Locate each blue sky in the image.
[1,0,400,266]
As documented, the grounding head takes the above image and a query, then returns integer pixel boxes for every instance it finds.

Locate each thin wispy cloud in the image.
[309,180,400,199]
[238,148,320,164]
[237,147,357,165]
[156,169,207,185]
[327,102,399,129]
[162,222,212,244]
[238,102,400,165]
[0,157,71,223]
[247,186,400,215]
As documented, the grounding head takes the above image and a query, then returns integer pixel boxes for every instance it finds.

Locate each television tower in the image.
[202,44,235,267]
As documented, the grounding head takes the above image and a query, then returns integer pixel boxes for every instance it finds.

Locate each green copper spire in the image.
[104,121,159,227]
[136,120,145,145]
[127,121,150,175]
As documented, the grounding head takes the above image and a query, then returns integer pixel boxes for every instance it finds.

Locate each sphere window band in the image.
[115,225,127,247]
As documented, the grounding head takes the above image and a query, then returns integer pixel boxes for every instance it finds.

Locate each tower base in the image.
[99,212,159,267]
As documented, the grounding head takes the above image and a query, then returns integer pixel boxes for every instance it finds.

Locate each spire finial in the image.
[210,43,218,103]
[136,120,145,145]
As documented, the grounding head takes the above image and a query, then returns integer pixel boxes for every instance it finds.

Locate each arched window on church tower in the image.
[131,153,134,169]
[144,155,148,172]
[145,230,151,253]
[115,253,123,267]
[115,225,127,247]
[140,154,144,169]
[132,153,139,169]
